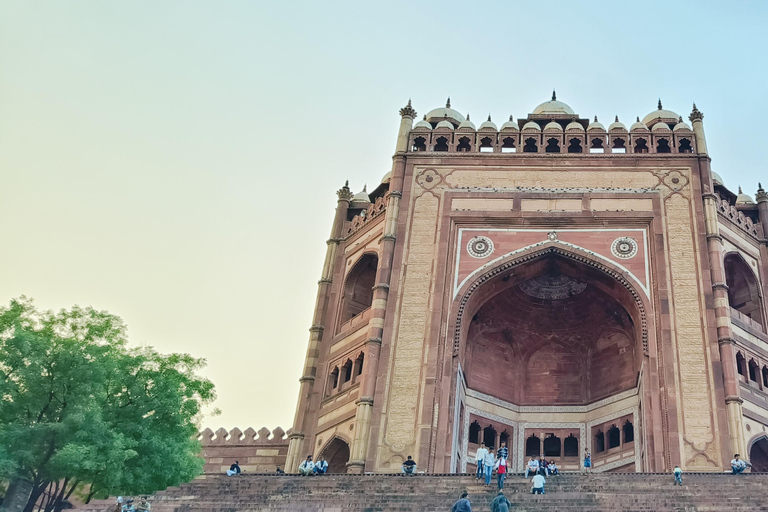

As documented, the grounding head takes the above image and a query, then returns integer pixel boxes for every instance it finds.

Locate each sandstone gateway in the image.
[285,94,768,475]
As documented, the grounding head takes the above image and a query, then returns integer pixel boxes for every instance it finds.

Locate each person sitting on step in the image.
[313,456,328,475]
[490,490,511,512]
[548,460,559,476]
[539,457,549,476]
[226,460,241,476]
[401,455,417,476]
[298,455,315,476]
[673,465,683,485]
[731,454,750,474]
[524,457,539,478]
[276,465,285,474]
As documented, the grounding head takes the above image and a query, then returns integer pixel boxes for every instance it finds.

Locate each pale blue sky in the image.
[1,1,766,430]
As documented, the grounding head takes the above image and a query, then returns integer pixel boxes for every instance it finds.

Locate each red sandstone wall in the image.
[198,427,290,474]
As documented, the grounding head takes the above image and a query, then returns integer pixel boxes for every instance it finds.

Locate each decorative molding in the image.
[466,236,495,259]
[318,278,333,285]
[379,234,396,242]
[712,282,729,292]
[355,397,374,406]
[364,337,382,346]
[299,376,315,383]
[372,283,390,292]
[465,386,639,414]
[309,325,324,333]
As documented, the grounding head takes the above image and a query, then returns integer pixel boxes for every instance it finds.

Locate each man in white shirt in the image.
[525,457,540,478]
[475,443,488,480]
[531,473,546,494]
[313,456,329,475]
[731,454,749,474]
[298,455,315,476]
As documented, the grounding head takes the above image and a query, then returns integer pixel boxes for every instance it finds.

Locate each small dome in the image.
[608,116,627,132]
[353,186,370,203]
[500,116,519,131]
[436,119,454,130]
[673,121,692,132]
[532,91,575,115]
[736,187,754,205]
[642,99,679,126]
[413,115,432,131]
[522,121,541,131]
[457,114,476,131]
[652,122,672,132]
[478,115,498,131]
[587,116,605,131]
[543,121,563,131]
[711,171,723,186]
[630,117,649,131]
[565,121,584,132]
[425,97,465,126]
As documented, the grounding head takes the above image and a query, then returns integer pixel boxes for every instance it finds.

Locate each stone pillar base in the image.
[0,477,33,512]
[346,460,365,474]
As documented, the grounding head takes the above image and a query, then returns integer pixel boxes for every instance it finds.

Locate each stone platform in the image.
[83,472,768,511]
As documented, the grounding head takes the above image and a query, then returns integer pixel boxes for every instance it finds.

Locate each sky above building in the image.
[1,1,767,431]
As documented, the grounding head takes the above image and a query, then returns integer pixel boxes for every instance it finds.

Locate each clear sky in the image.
[2,1,767,432]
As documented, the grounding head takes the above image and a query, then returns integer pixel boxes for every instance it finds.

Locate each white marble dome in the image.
[587,117,606,131]
[457,114,476,131]
[413,116,432,130]
[479,115,498,131]
[544,121,563,131]
[501,116,519,131]
[522,121,541,131]
[565,121,584,132]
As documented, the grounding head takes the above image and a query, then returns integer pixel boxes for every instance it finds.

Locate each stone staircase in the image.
[83,472,768,512]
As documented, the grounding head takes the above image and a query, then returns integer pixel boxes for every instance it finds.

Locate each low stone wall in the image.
[198,427,290,474]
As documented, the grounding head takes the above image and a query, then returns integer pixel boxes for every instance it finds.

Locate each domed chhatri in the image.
[630,116,650,131]
[532,90,576,115]
[425,97,465,127]
[500,115,519,131]
[413,115,432,131]
[736,186,755,204]
[478,114,498,131]
[587,116,606,131]
[457,114,476,131]
[544,120,563,131]
[642,98,680,127]
[609,116,628,132]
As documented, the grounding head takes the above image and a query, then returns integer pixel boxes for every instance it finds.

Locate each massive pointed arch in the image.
[451,243,649,358]
[340,252,379,324]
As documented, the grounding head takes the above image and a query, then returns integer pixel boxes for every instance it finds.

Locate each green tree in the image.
[0,297,216,512]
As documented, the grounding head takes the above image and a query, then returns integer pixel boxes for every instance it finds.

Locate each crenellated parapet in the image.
[716,193,760,239]
[198,427,291,473]
[343,195,387,238]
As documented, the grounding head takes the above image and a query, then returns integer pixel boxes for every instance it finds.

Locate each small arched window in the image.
[634,138,649,153]
[354,352,364,377]
[342,359,353,383]
[329,367,339,394]
[479,137,494,153]
[563,434,579,457]
[678,138,693,153]
[483,425,497,448]
[590,138,604,153]
[545,138,561,153]
[434,136,449,152]
[501,137,516,153]
[594,430,605,453]
[543,434,561,457]
[457,136,472,152]
[500,430,510,447]
[612,138,627,153]
[567,138,583,153]
[736,352,746,377]
[763,366,768,388]
[525,434,540,456]
[623,420,634,444]
[469,421,481,445]
[608,425,621,449]
[412,136,427,152]
[749,359,759,382]
[656,138,671,153]
[523,137,538,153]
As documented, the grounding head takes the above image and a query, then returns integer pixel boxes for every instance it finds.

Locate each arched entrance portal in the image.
[319,438,350,473]
[749,436,768,472]
[456,250,645,473]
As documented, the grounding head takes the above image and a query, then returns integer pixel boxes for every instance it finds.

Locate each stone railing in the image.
[717,194,760,238]
[344,196,386,238]
[198,426,291,474]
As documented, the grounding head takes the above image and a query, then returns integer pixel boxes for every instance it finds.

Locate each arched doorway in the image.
[319,437,350,474]
[724,253,763,327]
[340,253,378,324]
[456,248,646,472]
[749,436,768,472]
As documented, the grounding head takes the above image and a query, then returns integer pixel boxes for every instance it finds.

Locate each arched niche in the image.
[318,437,351,474]
[724,252,763,327]
[340,253,378,324]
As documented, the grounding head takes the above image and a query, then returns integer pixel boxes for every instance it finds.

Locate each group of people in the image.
[298,455,329,475]
[114,496,150,512]
[450,491,516,512]
[474,442,554,494]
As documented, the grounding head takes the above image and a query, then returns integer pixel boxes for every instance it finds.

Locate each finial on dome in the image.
[594,116,598,122]
[337,181,354,201]
[509,115,514,121]
[658,99,663,110]
[739,186,743,194]
[760,182,764,190]
[399,98,416,118]
[615,115,619,122]
[552,90,557,101]
[487,114,492,122]
[689,103,704,122]
[345,180,349,187]
[446,97,451,108]
[637,116,640,122]
[466,113,470,120]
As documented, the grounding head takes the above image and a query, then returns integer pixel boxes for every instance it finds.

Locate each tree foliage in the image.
[0,297,216,511]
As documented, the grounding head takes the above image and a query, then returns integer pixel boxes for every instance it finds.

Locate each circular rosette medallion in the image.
[611,237,638,259]
[467,236,494,259]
